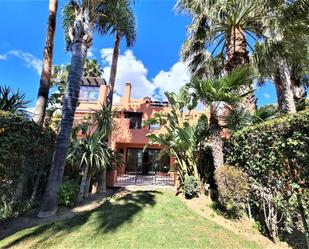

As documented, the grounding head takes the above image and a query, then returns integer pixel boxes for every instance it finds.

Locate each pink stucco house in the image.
[74,78,203,186]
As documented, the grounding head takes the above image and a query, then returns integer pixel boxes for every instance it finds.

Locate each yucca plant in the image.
[67,131,119,202]
[0,85,30,114]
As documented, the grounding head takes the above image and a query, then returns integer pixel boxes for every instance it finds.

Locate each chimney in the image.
[124,82,131,105]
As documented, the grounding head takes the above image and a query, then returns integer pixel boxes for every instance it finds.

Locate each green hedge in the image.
[0,111,55,218]
[227,108,309,187]
[226,108,309,244]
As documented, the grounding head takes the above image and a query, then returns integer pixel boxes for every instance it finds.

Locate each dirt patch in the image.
[179,194,291,249]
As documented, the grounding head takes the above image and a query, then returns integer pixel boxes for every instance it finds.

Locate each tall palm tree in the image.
[104,0,136,105]
[253,0,308,114]
[94,0,136,193]
[187,66,253,168]
[33,0,58,125]
[38,0,117,217]
[176,0,266,111]
[254,42,298,113]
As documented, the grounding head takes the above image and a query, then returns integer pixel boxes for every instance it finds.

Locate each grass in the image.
[0,190,262,249]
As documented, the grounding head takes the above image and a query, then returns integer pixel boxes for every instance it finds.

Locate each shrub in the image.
[0,111,55,219]
[183,176,199,199]
[226,108,309,243]
[214,165,250,219]
[58,178,79,207]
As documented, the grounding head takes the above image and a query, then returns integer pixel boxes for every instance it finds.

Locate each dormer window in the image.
[79,86,99,101]
[79,77,106,102]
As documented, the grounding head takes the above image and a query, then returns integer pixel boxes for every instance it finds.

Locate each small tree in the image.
[145,89,209,187]
[187,66,253,168]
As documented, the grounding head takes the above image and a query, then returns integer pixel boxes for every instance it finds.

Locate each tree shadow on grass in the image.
[2,190,162,249]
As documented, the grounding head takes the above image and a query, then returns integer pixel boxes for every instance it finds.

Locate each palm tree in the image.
[83,58,104,77]
[254,42,298,113]
[38,0,118,217]
[33,0,58,125]
[94,0,136,193]
[103,0,136,105]
[0,85,30,113]
[253,1,308,114]
[176,0,267,111]
[223,104,278,131]
[187,66,253,168]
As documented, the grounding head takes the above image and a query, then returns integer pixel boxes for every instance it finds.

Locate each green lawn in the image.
[0,190,262,249]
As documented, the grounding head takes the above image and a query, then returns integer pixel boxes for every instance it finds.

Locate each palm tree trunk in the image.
[106,31,121,105]
[97,32,121,193]
[33,0,58,125]
[38,41,88,217]
[225,26,255,111]
[31,166,44,200]
[225,27,249,72]
[273,58,296,114]
[97,169,107,193]
[209,106,224,168]
[84,172,92,198]
[77,164,89,202]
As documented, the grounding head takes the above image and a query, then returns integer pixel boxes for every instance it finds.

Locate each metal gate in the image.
[116,148,174,186]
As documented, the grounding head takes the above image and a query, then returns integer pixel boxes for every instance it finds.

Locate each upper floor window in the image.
[125,112,142,129]
[79,86,99,101]
[149,122,160,130]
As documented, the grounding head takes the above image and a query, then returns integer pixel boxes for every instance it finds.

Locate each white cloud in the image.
[7,50,42,75]
[101,49,155,98]
[100,48,190,100]
[0,54,7,60]
[152,61,190,96]
[87,47,95,58]
[263,93,271,99]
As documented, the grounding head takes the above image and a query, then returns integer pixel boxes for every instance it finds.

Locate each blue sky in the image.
[0,0,276,108]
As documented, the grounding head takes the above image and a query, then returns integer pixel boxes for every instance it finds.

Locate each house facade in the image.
[75,79,203,186]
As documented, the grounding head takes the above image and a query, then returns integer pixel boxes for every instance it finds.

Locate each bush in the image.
[0,111,55,219]
[214,165,250,219]
[58,178,79,207]
[226,108,309,243]
[183,176,199,199]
